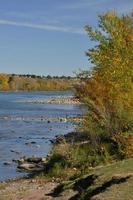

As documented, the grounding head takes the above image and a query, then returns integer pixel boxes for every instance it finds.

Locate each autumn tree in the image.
[76,12,133,138]
[0,74,9,90]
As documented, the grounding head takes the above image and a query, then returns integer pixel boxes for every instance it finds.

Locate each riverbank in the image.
[0,73,78,91]
[0,158,133,200]
[1,130,133,200]
[0,177,58,200]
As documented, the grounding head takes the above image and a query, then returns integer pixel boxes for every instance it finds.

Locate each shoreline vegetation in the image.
[0,73,78,91]
[0,11,133,200]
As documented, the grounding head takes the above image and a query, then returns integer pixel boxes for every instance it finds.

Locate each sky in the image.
[0,0,132,76]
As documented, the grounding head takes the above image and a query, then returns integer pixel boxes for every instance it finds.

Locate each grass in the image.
[0,184,6,190]
[51,158,133,200]
[42,138,119,180]
[31,131,133,199]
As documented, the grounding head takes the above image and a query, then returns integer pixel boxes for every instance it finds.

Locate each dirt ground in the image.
[0,178,75,200]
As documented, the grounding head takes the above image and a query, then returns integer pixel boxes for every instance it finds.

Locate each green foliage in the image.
[44,132,133,180]
[46,153,69,177]
[44,141,114,180]
[69,143,105,168]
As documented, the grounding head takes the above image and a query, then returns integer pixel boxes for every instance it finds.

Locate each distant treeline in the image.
[0,73,77,91]
[11,73,75,79]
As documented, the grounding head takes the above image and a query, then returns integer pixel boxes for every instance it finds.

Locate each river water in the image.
[0,91,82,181]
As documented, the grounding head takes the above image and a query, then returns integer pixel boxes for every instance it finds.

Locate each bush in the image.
[111,133,133,159]
[46,153,69,177]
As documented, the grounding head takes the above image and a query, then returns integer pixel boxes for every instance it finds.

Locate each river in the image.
[0,91,82,181]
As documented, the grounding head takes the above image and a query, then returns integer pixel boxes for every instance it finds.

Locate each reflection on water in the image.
[0,91,82,181]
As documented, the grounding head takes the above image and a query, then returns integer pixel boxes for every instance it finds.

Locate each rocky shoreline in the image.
[0,131,83,200]
[13,130,89,173]
[0,115,82,123]
[16,156,47,172]
[2,116,82,175]
[26,96,82,105]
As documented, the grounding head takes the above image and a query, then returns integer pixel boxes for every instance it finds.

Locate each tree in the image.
[76,12,133,137]
[0,74,9,90]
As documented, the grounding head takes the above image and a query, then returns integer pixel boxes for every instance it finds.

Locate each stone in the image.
[30,141,36,144]
[42,157,47,162]
[3,162,12,166]
[18,163,36,170]
[26,157,42,163]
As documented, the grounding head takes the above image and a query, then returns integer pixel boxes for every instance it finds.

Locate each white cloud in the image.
[0,19,85,34]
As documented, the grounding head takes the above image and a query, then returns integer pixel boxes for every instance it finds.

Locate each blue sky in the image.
[0,0,132,76]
